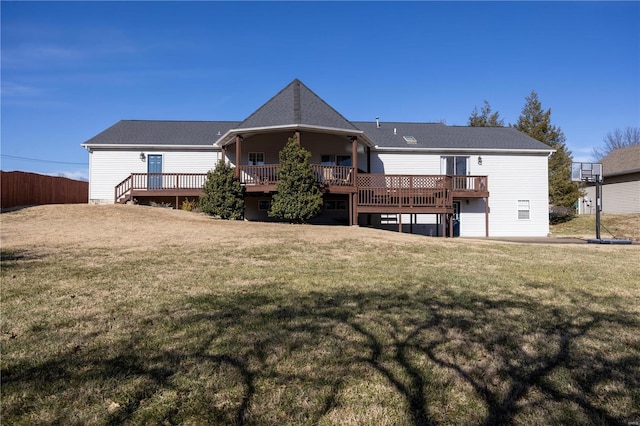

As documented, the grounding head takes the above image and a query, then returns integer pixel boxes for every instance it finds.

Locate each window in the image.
[321,155,351,166]
[441,156,469,175]
[517,200,530,220]
[248,152,265,166]
[258,199,271,211]
[380,214,398,225]
[325,200,347,211]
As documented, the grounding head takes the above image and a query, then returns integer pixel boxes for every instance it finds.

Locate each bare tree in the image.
[592,127,640,160]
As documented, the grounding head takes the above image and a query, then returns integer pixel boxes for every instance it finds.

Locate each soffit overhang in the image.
[215,124,374,148]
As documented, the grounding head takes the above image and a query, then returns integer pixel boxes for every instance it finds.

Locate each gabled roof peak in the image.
[237,79,359,131]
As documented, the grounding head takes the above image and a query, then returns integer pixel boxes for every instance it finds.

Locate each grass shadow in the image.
[2,285,639,425]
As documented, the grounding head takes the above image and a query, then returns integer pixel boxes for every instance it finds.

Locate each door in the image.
[148,155,162,189]
[447,201,461,237]
[442,156,469,190]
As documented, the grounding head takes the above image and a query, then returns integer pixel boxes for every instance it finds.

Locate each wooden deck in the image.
[115,173,207,204]
[114,167,488,212]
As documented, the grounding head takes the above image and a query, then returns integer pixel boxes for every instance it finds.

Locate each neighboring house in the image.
[578,145,640,214]
[82,79,553,237]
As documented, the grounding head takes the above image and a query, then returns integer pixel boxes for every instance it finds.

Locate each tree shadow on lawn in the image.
[2,284,639,425]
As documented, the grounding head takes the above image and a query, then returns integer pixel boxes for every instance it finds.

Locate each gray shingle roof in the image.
[237,79,359,131]
[82,120,240,146]
[353,122,552,151]
[82,81,552,153]
[600,145,640,176]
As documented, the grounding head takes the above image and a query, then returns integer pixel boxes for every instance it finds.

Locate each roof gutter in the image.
[373,146,556,155]
[81,144,219,150]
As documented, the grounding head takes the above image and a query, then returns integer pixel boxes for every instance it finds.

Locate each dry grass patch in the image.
[551,213,640,241]
[2,204,639,425]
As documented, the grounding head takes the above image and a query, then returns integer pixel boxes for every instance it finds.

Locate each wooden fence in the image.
[1,171,88,210]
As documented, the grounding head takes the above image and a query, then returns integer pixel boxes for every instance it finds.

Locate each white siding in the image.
[580,180,640,214]
[372,153,441,174]
[88,149,220,204]
[370,151,550,237]
[477,154,549,237]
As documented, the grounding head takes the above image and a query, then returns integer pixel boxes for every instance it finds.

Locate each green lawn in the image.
[2,205,639,425]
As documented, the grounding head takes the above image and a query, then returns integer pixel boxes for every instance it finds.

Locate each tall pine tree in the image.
[269,135,323,223]
[512,91,580,209]
[468,100,504,127]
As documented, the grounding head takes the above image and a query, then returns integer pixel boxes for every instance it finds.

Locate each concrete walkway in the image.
[481,237,588,244]
[468,237,636,245]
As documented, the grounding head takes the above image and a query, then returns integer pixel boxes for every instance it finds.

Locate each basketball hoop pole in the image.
[572,162,631,245]
[572,162,604,241]
[595,175,601,240]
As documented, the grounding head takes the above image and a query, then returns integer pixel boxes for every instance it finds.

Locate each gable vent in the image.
[403,136,417,144]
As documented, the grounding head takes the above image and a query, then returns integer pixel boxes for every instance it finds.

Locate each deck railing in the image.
[240,164,280,186]
[357,174,452,209]
[452,175,488,192]
[115,173,207,202]
[114,170,487,205]
[312,165,354,186]
[238,164,355,187]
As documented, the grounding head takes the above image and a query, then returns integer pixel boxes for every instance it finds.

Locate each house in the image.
[578,145,640,214]
[81,79,554,237]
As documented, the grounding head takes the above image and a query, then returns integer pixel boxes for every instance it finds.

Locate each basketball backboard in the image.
[571,162,603,183]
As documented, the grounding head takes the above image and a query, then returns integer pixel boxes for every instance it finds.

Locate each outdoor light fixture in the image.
[139,152,146,161]
[478,156,483,165]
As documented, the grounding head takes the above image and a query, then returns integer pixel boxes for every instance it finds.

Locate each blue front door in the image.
[147,155,162,189]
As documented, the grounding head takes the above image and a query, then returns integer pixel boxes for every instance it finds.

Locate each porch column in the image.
[351,137,359,226]
[351,137,358,174]
[221,146,227,164]
[235,135,242,178]
[295,131,301,145]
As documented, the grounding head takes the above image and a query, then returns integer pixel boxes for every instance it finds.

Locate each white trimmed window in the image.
[248,152,265,166]
[381,214,398,224]
[517,200,530,220]
[441,156,469,175]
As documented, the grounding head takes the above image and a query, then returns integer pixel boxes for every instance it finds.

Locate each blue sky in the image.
[2,1,639,180]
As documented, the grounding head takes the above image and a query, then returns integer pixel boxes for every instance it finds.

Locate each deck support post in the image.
[398,213,402,233]
[351,193,358,226]
[485,197,489,237]
[449,213,453,238]
[349,193,354,226]
[441,213,446,237]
